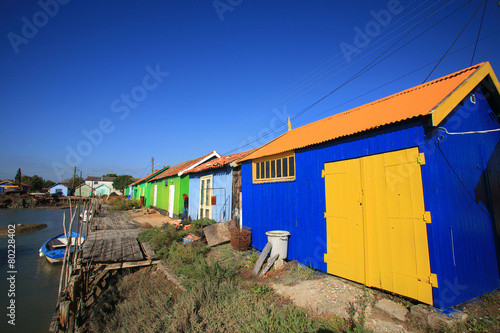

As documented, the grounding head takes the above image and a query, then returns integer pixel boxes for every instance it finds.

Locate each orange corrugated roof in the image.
[149,151,220,181]
[240,62,499,162]
[184,149,256,174]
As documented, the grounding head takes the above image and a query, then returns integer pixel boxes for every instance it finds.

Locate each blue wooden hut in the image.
[185,150,253,222]
[49,183,70,196]
[238,62,500,309]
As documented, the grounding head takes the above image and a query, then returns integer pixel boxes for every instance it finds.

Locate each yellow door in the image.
[324,147,435,304]
[323,158,365,284]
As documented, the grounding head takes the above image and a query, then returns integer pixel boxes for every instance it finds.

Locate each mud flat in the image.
[0,222,47,236]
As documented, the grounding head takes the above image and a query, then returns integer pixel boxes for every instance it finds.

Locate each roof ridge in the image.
[295,63,483,131]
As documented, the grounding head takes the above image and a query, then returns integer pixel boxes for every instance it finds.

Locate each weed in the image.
[164,241,210,268]
[465,318,489,333]
[289,262,315,281]
[109,197,140,211]
[344,287,372,333]
[240,305,342,333]
[189,217,215,235]
[138,224,178,253]
[252,283,271,297]
[244,252,259,268]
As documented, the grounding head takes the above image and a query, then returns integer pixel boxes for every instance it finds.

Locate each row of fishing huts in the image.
[126,62,500,309]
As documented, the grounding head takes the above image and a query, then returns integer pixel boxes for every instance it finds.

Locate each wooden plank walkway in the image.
[82,209,147,263]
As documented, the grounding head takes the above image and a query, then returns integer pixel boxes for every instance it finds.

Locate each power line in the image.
[471,0,488,66]
[226,1,473,154]
[302,28,500,125]
[423,0,485,83]
[227,0,449,133]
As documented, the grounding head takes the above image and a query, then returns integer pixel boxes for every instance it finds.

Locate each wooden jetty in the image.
[50,204,157,333]
[81,209,155,263]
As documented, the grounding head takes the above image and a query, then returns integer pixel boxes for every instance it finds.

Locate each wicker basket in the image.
[230,227,251,251]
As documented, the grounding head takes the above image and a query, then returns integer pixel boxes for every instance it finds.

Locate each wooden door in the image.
[323,147,435,304]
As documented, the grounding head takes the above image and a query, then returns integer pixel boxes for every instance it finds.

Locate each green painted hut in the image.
[129,166,170,206]
[148,151,220,218]
[74,184,92,197]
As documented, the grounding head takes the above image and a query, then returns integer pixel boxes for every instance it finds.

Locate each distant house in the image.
[184,150,254,222]
[49,183,70,196]
[94,184,111,197]
[85,176,121,195]
[74,184,92,197]
[148,151,221,218]
[239,62,500,309]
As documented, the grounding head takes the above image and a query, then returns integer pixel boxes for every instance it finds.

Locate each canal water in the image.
[0,209,70,333]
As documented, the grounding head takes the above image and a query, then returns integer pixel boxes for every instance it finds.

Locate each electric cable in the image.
[423,0,485,83]
[438,127,500,135]
[229,0,450,131]
[301,28,500,124]
[225,1,476,154]
[470,0,488,66]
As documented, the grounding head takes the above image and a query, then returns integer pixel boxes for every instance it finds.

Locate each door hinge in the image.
[418,153,426,165]
[429,273,438,287]
[324,212,327,219]
[424,211,432,224]
[321,170,325,178]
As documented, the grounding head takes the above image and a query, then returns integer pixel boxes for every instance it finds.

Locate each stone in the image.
[203,222,231,247]
[410,304,468,331]
[367,319,406,333]
[375,299,409,322]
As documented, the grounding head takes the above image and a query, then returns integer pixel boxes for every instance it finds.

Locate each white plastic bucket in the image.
[265,230,291,259]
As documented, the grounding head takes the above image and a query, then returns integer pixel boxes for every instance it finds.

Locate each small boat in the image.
[79,210,92,222]
[39,232,85,263]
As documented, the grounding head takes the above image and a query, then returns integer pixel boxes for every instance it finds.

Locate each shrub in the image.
[138,224,179,253]
[189,217,215,235]
[109,197,140,211]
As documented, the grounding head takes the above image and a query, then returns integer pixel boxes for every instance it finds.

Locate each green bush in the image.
[189,217,215,235]
[109,197,140,211]
[138,224,179,253]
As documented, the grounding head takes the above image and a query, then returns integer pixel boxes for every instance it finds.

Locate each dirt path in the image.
[128,209,174,228]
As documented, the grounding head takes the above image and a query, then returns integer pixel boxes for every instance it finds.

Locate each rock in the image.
[367,319,406,333]
[204,222,231,246]
[410,304,468,331]
[375,299,408,322]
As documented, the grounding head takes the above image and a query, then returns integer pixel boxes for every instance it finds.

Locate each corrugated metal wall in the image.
[242,87,500,308]
[419,88,500,308]
[188,167,233,222]
[242,120,427,274]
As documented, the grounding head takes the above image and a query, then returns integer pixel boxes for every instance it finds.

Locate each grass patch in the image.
[108,196,140,211]
[104,226,354,333]
[138,224,179,253]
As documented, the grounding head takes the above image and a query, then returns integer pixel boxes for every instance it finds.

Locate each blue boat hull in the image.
[39,232,85,264]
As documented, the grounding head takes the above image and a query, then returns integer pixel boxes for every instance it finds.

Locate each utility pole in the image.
[79,170,83,198]
[72,166,76,195]
[152,156,154,174]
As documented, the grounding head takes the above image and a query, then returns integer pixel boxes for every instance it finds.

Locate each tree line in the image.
[3,173,134,193]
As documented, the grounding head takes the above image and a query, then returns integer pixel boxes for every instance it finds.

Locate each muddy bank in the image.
[0,193,70,209]
[0,223,47,236]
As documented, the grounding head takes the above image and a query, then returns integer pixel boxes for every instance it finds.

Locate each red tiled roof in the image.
[149,151,220,181]
[184,149,256,174]
[240,62,500,162]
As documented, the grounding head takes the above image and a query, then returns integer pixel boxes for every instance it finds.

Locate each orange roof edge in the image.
[431,62,500,126]
[236,131,291,164]
[239,62,499,162]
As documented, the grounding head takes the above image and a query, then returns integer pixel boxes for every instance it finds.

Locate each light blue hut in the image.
[49,183,70,196]
[185,150,253,222]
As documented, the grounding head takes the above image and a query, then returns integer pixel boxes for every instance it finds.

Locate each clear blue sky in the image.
[1,0,499,182]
